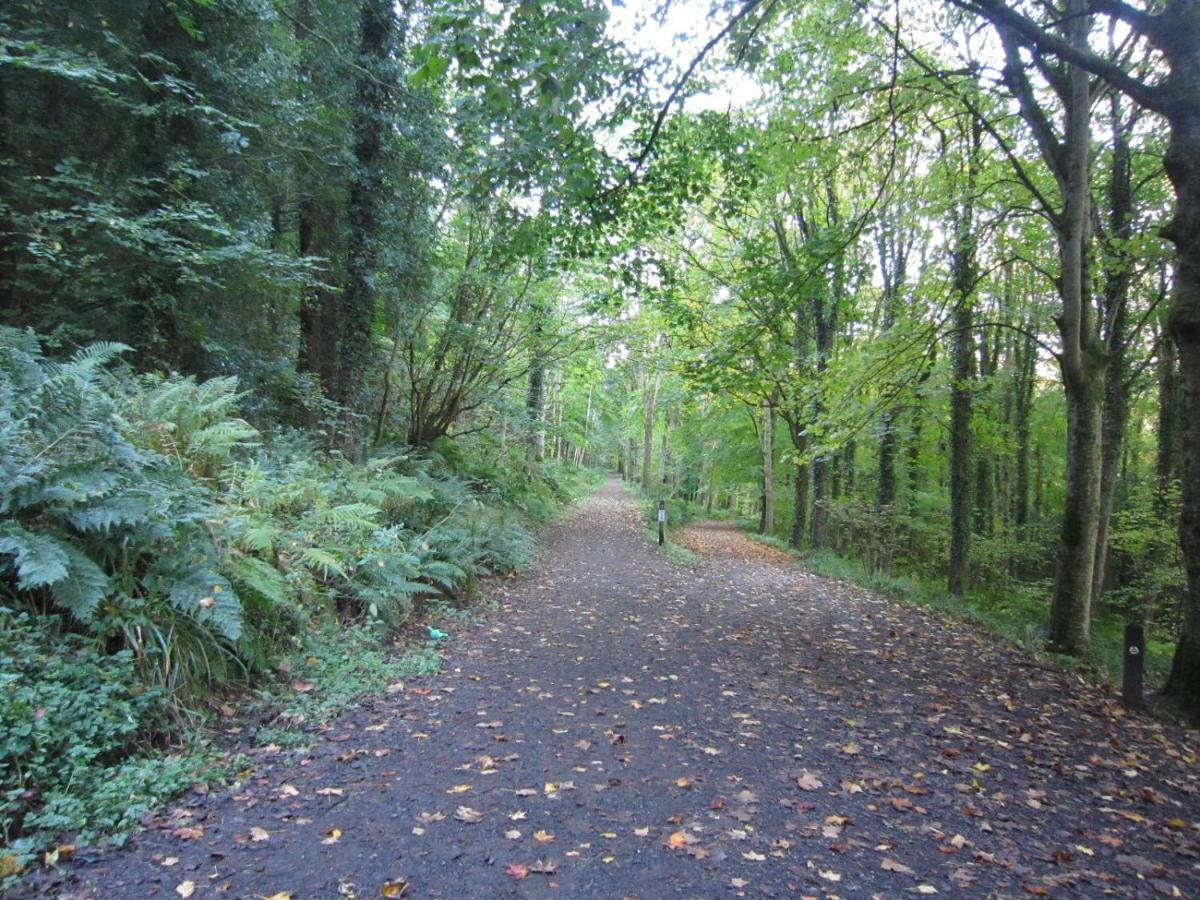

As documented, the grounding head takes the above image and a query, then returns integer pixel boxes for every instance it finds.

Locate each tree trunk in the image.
[1158,330,1182,512]
[948,123,980,598]
[334,0,395,454]
[790,461,809,550]
[1161,12,1200,711]
[526,359,545,464]
[1047,12,1102,654]
[761,400,775,535]
[641,369,660,491]
[1013,329,1036,527]
[1092,93,1135,605]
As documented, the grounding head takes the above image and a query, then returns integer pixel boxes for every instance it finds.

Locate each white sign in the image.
[657,509,667,523]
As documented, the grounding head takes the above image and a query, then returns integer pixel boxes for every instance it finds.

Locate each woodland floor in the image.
[34,478,1200,899]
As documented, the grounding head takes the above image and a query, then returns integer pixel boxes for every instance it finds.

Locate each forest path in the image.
[51,477,1200,899]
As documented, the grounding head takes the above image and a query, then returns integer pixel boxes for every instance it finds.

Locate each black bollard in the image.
[1122,621,1145,710]
[658,500,666,546]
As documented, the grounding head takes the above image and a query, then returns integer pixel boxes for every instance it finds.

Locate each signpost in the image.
[1123,622,1145,709]
[658,500,666,546]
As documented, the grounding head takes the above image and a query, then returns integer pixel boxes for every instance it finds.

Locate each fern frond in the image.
[49,546,109,622]
[168,568,243,642]
[0,522,71,588]
[299,547,347,579]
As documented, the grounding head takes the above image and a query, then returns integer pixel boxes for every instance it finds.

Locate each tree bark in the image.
[1092,92,1135,604]
[1161,2,1200,711]
[334,0,395,454]
[760,400,775,535]
[1158,328,1182,512]
[1045,9,1102,654]
[641,369,660,492]
[948,122,980,598]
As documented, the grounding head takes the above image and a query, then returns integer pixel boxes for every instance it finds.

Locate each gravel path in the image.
[39,477,1200,898]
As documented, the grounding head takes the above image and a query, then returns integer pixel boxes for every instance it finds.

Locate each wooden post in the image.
[1122,621,1144,709]
[658,500,666,546]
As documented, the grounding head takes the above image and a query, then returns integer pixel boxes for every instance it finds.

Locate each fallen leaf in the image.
[380,878,409,897]
[505,829,522,839]
[454,806,483,824]
[250,826,270,842]
[533,829,555,843]
[797,771,823,791]
[667,830,698,850]
[322,827,342,845]
[505,863,529,880]
[881,858,915,875]
[742,850,767,861]
[176,881,196,898]
[446,785,472,794]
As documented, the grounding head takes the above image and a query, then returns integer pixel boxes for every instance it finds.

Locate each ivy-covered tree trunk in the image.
[334,0,395,453]
[1161,2,1200,714]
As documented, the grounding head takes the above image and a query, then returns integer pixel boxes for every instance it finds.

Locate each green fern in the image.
[0,523,71,589]
[300,547,347,580]
[167,569,243,642]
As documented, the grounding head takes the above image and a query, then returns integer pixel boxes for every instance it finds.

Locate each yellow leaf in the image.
[250,826,270,842]
[322,828,342,845]
[446,784,472,794]
[667,830,697,850]
[0,854,24,878]
[380,878,409,897]
[176,881,196,898]
[533,829,555,843]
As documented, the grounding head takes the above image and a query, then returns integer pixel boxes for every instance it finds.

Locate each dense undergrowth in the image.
[0,328,601,872]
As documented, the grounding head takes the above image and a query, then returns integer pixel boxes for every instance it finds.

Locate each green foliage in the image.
[0,329,594,856]
[0,610,222,857]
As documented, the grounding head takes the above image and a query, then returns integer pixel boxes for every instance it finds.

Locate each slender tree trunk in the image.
[526,361,545,465]
[1014,329,1036,527]
[1092,94,1134,605]
[641,369,660,491]
[1158,330,1182,512]
[1048,19,1103,654]
[760,400,775,535]
[948,123,980,598]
